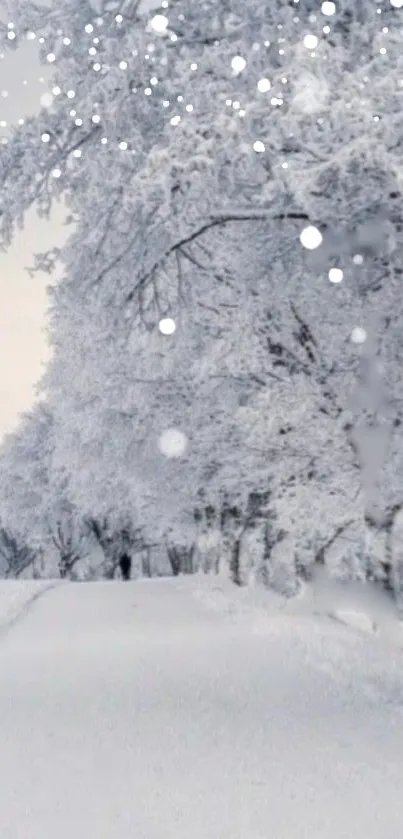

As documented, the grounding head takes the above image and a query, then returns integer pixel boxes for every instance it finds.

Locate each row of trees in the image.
[0,0,402,607]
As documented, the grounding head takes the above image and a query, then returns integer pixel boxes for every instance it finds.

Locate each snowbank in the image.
[183,569,403,644]
[0,579,60,633]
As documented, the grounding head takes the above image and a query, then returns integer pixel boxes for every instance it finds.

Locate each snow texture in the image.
[1,0,403,600]
[0,575,402,838]
[0,579,60,633]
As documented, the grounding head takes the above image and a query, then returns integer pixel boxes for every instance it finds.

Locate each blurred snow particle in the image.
[321,2,337,15]
[257,77,271,92]
[158,429,188,458]
[150,14,169,33]
[351,327,367,344]
[328,267,344,283]
[300,225,323,250]
[159,318,176,335]
[40,93,54,108]
[231,55,247,74]
[303,34,319,49]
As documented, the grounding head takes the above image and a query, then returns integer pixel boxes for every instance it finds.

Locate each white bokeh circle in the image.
[158,318,176,336]
[150,14,169,33]
[328,268,344,283]
[351,327,367,344]
[231,55,247,74]
[303,34,319,50]
[321,2,337,15]
[300,225,323,250]
[158,429,188,458]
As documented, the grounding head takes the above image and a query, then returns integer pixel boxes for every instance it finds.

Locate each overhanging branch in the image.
[125,210,311,303]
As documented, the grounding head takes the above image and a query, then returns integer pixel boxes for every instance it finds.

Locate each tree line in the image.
[0,0,402,608]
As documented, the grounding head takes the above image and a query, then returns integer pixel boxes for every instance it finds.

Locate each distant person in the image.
[119,553,132,581]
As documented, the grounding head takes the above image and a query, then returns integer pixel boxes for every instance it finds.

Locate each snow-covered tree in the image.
[0,404,92,578]
[0,404,53,546]
[1,0,403,595]
[0,525,36,578]
[1,0,402,305]
[40,216,403,592]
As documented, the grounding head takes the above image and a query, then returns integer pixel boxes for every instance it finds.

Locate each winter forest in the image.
[0,0,403,602]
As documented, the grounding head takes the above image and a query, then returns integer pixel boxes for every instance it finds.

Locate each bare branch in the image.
[125,211,311,303]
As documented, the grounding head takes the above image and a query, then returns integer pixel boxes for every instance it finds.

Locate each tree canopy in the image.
[0,0,402,599]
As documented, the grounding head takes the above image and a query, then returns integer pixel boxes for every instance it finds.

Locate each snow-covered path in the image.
[0,578,402,839]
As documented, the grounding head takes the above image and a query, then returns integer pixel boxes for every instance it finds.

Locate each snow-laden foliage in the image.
[1,0,402,285]
[0,1,403,597]
[0,405,91,578]
[0,526,36,578]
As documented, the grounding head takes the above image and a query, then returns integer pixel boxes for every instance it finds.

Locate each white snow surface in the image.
[0,574,402,838]
[0,579,59,633]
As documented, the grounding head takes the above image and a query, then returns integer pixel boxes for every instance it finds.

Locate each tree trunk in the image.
[390,506,403,613]
[167,542,196,576]
[195,528,221,574]
[59,552,81,579]
[230,537,243,586]
[220,500,243,581]
[268,537,300,597]
[141,546,152,578]
[238,521,267,586]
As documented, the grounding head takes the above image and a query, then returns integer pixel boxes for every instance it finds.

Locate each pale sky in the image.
[0,36,66,439]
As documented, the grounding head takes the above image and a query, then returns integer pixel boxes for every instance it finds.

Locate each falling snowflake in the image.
[150,14,169,33]
[257,78,271,93]
[351,327,367,344]
[321,1,337,15]
[300,226,323,250]
[303,34,319,50]
[328,268,344,283]
[158,429,188,458]
[231,55,247,74]
[40,92,54,108]
[159,318,176,335]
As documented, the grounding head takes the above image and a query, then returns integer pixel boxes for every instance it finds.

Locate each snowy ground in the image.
[0,574,402,839]
[0,579,59,634]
